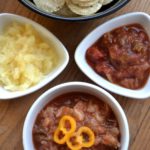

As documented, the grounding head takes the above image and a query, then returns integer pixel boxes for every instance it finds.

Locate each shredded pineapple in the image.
[0,22,58,91]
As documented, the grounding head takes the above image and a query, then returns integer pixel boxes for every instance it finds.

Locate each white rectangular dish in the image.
[75,12,150,99]
[0,13,69,100]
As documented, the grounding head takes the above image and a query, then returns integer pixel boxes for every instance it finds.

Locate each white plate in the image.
[0,13,69,100]
[75,12,150,99]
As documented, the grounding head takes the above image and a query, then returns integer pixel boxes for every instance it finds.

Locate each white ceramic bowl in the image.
[23,82,129,150]
[0,13,69,100]
[75,12,150,99]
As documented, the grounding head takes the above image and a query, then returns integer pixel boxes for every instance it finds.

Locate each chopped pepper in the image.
[66,132,82,150]
[53,115,95,149]
[54,128,68,144]
[78,126,95,148]
[59,115,76,134]
[66,126,95,150]
[54,115,76,145]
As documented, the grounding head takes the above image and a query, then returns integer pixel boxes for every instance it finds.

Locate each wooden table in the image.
[0,0,150,150]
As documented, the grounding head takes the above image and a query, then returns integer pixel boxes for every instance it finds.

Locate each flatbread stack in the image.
[33,0,114,16]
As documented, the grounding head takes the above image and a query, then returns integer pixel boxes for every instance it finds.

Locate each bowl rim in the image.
[19,0,130,21]
[74,12,150,99]
[0,13,69,100]
[23,82,129,150]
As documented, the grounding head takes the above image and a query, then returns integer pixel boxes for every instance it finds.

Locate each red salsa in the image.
[33,92,120,150]
[86,24,150,89]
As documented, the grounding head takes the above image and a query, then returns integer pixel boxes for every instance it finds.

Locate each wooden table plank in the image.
[0,0,150,150]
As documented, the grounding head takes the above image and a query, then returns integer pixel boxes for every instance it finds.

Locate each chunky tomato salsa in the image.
[33,92,120,150]
[86,24,150,89]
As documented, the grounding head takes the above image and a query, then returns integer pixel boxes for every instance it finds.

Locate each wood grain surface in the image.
[0,0,150,150]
